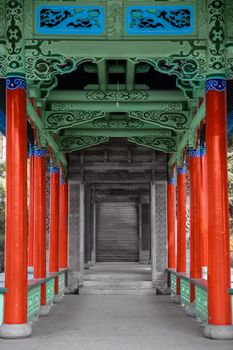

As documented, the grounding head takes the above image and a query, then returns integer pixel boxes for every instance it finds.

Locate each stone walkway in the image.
[1,294,233,350]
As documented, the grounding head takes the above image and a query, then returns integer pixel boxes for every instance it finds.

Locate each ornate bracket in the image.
[6,0,25,76]
[84,89,150,101]
[91,118,144,129]
[59,135,109,152]
[130,56,206,82]
[44,111,105,131]
[128,136,177,153]
[29,77,59,100]
[176,79,204,100]
[63,125,175,138]
[25,56,103,81]
[129,110,189,131]
[207,0,225,76]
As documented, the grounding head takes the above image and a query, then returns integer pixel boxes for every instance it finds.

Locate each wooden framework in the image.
[0,0,232,173]
[0,0,233,341]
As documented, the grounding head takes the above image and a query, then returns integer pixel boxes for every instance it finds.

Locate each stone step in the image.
[82,281,153,289]
[84,273,151,281]
[79,288,156,296]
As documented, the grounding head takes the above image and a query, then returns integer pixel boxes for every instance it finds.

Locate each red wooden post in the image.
[167,176,176,269]
[33,147,49,315]
[59,176,69,269]
[204,78,233,338]
[49,163,60,301]
[200,147,208,270]
[176,165,186,297]
[0,77,31,338]
[188,148,202,312]
[28,144,34,267]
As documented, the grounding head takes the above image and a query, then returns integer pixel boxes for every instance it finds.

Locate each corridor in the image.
[1,294,232,350]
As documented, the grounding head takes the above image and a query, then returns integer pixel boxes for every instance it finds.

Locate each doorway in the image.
[96,202,139,262]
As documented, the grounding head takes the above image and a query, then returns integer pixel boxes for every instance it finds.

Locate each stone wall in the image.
[68,138,168,292]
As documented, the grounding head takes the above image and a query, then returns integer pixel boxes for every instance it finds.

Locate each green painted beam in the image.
[97,60,108,90]
[168,101,206,171]
[126,60,136,90]
[50,102,185,113]
[25,40,199,60]
[128,136,177,153]
[129,110,190,131]
[27,99,68,170]
[60,136,109,153]
[47,90,187,102]
[84,63,150,74]
[44,111,105,131]
[63,128,175,138]
[45,110,189,133]
[76,117,176,132]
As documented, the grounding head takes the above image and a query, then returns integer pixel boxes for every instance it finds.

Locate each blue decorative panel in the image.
[36,5,105,35]
[126,6,194,35]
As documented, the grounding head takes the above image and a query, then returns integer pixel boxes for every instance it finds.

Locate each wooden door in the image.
[96,202,139,262]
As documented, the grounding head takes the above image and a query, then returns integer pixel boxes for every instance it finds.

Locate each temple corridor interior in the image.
[1,0,233,345]
[68,137,167,293]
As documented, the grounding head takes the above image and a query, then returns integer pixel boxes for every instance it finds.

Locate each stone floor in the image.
[1,294,233,350]
[85,262,152,277]
[80,262,155,295]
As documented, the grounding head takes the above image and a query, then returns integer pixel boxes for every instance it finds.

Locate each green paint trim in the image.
[180,277,190,306]
[63,128,175,138]
[168,101,206,171]
[0,288,7,294]
[97,59,108,90]
[27,285,41,322]
[47,89,186,102]
[28,269,69,290]
[128,135,177,153]
[46,278,55,304]
[27,98,67,170]
[6,73,25,78]
[129,110,190,132]
[0,293,4,325]
[189,278,207,291]
[195,285,208,322]
[206,74,226,79]
[45,111,105,132]
[126,60,136,90]
[170,273,177,295]
[60,135,109,152]
[58,273,66,293]
[51,102,184,113]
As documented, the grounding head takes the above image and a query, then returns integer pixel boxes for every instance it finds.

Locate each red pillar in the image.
[188,148,202,304]
[2,77,31,336]
[49,163,60,297]
[204,78,232,332]
[33,147,48,313]
[176,165,186,295]
[200,147,208,269]
[167,176,176,269]
[59,176,69,269]
[28,144,34,267]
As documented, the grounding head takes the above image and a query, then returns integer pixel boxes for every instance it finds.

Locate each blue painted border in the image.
[206,78,226,92]
[36,5,105,35]
[177,164,187,175]
[50,164,60,174]
[126,5,195,35]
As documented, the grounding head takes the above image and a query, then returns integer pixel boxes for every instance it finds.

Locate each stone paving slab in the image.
[1,295,233,350]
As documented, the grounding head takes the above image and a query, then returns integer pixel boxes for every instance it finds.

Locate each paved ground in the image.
[85,262,152,276]
[1,294,233,350]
